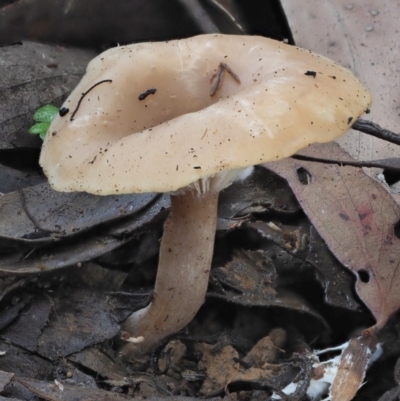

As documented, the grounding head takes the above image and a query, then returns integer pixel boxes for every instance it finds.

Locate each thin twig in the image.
[292,119,400,173]
[291,154,400,173]
[353,119,400,146]
[210,62,241,96]
[70,79,112,121]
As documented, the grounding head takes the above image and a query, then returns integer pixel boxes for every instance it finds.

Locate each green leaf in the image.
[29,122,50,136]
[33,104,59,123]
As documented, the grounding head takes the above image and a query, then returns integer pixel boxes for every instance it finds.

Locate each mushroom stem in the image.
[122,190,219,355]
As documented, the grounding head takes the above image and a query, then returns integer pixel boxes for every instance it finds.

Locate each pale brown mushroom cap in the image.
[40,34,371,195]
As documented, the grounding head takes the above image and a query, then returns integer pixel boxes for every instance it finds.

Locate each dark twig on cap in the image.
[138,88,157,101]
[210,62,241,96]
[70,79,112,121]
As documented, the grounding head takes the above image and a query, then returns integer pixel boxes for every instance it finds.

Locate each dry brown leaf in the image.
[280,0,400,166]
[198,343,240,394]
[330,335,379,401]
[264,142,400,331]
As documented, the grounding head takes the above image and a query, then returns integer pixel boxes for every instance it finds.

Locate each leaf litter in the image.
[209,249,330,332]
[264,142,400,332]
[269,1,400,397]
[0,2,399,400]
[246,217,361,311]
[265,141,400,400]
[0,160,381,400]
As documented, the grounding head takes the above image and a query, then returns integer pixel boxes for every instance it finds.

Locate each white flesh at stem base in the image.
[121,190,219,357]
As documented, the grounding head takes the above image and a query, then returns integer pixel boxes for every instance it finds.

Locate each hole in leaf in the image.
[358,269,370,283]
[394,221,400,240]
[383,168,400,186]
[297,167,312,185]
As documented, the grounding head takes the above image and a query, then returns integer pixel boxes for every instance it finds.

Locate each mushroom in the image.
[39,34,371,356]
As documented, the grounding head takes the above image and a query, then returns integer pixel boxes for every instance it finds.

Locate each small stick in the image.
[291,119,400,173]
[352,118,400,146]
[70,79,112,121]
[210,62,240,96]
[291,154,400,173]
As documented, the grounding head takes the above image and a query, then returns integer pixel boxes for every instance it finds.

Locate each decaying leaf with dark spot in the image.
[264,142,400,331]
